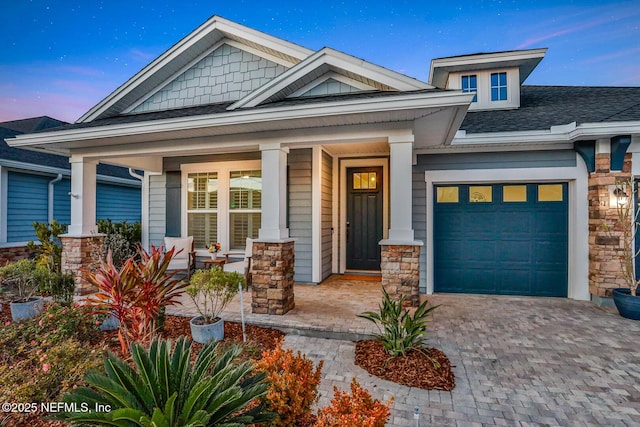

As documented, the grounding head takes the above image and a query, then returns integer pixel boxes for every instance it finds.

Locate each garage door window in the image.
[437,187,459,203]
[469,186,492,203]
[503,185,527,202]
[538,184,563,202]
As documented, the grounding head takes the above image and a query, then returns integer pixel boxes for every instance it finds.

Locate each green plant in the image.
[315,378,393,427]
[35,268,76,305]
[254,341,323,427]
[84,246,187,354]
[27,220,67,273]
[358,287,439,357]
[0,259,41,302]
[186,268,245,323]
[56,336,273,426]
[97,219,142,267]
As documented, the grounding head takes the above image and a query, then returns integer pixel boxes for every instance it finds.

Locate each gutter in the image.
[48,174,63,223]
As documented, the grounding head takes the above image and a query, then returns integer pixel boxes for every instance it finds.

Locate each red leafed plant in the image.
[315,378,393,427]
[254,340,323,427]
[84,245,187,355]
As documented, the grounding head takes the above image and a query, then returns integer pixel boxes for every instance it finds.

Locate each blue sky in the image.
[1,0,638,123]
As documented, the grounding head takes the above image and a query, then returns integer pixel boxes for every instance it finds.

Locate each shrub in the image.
[35,268,76,306]
[84,246,187,354]
[57,336,273,426]
[97,219,142,267]
[315,378,393,427]
[186,267,245,323]
[254,341,323,427]
[27,220,67,273]
[0,258,42,302]
[358,287,440,357]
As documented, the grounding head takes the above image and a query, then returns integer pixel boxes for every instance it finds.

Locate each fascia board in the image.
[0,159,139,186]
[10,91,473,148]
[78,16,313,123]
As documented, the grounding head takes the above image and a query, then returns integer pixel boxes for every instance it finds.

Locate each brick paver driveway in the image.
[284,294,640,426]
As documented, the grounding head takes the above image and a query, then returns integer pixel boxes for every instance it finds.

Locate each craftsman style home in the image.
[7,16,640,312]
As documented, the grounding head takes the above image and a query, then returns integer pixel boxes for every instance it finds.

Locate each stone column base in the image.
[380,243,421,307]
[251,240,295,315]
[60,234,104,295]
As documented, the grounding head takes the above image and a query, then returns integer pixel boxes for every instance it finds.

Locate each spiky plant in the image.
[56,336,273,426]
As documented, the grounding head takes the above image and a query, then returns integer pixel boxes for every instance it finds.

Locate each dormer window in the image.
[461,75,477,102]
[491,72,507,101]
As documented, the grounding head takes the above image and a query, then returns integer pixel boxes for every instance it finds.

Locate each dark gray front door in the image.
[347,167,383,270]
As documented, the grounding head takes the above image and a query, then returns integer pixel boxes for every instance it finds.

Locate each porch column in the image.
[380,134,422,307]
[252,143,295,315]
[61,157,103,294]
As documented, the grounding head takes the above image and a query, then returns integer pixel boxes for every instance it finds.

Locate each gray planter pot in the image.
[189,315,224,344]
[10,296,44,322]
[98,314,120,331]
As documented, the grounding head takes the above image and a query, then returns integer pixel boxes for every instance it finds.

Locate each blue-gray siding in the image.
[288,149,313,283]
[148,174,167,248]
[413,150,577,293]
[6,171,140,243]
[321,150,333,280]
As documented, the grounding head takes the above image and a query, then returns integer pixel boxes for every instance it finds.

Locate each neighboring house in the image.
[0,116,142,263]
[6,16,640,310]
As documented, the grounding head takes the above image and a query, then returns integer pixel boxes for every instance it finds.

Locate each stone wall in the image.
[588,153,632,297]
[380,244,421,307]
[0,246,36,266]
[60,235,104,295]
[251,240,295,315]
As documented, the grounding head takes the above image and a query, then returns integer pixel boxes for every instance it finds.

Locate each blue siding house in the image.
[0,116,141,254]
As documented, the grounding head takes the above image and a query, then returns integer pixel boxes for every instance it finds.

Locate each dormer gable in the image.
[429,48,546,111]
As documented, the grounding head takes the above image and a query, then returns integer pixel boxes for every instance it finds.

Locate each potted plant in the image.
[185,267,245,343]
[207,242,222,259]
[0,259,45,322]
[610,178,640,320]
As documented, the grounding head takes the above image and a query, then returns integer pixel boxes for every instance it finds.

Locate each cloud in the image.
[516,16,614,49]
[582,47,640,65]
[56,65,105,78]
[129,48,156,62]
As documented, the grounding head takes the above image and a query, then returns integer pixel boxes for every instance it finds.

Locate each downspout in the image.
[128,168,144,181]
[48,174,63,223]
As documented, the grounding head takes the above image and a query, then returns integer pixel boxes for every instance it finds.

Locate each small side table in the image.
[203,257,225,269]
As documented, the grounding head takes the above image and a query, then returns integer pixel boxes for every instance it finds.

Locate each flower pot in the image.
[190,315,224,344]
[210,253,217,260]
[10,296,44,322]
[98,314,120,331]
[612,288,640,320]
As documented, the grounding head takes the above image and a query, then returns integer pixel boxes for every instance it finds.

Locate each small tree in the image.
[612,178,640,296]
[186,268,245,324]
[27,220,67,273]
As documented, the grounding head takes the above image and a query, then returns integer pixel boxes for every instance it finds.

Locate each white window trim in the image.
[181,159,261,255]
[424,155,589,301]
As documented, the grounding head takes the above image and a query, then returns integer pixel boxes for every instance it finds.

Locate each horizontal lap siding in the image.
[53,178,71,224]
[96,183,141,222]
[7,172,48,242]
[148,174,167,248]
[288,149,312,283]
[321,151,333,281]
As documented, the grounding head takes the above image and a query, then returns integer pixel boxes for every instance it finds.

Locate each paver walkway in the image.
[169,278,640,426]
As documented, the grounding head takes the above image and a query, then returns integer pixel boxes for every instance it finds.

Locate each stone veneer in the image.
[380,244,421,307]
[251,240,295,315]
[60,235,104,295]
[588,153,631,297]
[0,246,36,266]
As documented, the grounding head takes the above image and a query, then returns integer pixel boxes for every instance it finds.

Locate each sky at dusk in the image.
[1,0,639,123]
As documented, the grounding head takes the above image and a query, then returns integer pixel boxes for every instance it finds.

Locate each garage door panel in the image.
[434,182,567,297]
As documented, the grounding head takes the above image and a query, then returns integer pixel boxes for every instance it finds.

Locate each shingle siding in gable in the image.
[301,78,361,97]
[288,149,312,283]
[132,44,288,113]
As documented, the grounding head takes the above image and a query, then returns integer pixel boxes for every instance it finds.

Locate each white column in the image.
[67,157,98,236]
[259,143,289,240]
[387,135,415,242]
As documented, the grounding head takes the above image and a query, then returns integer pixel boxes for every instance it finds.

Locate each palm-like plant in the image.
[358,287,439,357]
[56,336,273,426]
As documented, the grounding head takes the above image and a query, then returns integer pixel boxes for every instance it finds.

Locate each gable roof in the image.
[78,15,313,123]
[460,85,640,134]
[228,47,431,110]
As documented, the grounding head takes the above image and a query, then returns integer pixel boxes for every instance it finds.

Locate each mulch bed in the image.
[355,339,456,391]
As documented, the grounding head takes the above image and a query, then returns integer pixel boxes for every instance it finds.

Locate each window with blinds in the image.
[229,170,261,250]
[187,172,218,248]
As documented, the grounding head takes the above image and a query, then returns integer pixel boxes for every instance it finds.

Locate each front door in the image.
[346,167,383,270]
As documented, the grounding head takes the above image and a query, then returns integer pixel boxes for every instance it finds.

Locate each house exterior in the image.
[0,116,142,264]
[6,16,640,311]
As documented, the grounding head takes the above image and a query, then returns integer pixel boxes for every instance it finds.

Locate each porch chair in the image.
[164,236,196,279]
[224,237,253,286]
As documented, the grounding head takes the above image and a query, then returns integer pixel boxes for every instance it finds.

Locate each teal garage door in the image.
[434,183,568,297]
